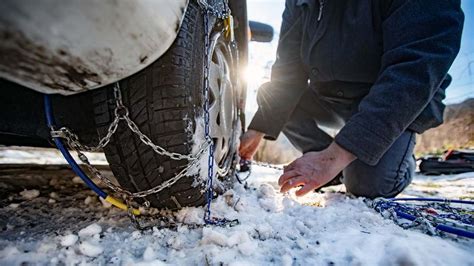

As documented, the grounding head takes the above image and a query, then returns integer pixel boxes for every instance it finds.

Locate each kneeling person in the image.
[239,0,464,198]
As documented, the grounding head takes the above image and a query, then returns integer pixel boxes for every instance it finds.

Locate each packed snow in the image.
[60,234,78,247]
[0,149,473,265]
[0,146,107,165]
[79,241,104,257]
[78,223,102,238]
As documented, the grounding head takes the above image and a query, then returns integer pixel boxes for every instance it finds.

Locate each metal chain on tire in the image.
[53,86,210,162]
[52,82,211,199]
[198,0,230,19]
[200,0,239,226]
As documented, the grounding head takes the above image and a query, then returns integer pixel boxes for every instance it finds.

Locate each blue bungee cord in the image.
[43,94,139,215]
[390,197,474,205]
[44,95,105,198]
[393,210,474,239]
[373,197,474,239]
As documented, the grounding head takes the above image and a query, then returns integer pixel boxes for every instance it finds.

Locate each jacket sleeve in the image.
[248,0,308,140]
[335,0,464,165]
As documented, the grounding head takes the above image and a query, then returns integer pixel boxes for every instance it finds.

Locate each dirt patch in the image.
[0,30,102,93]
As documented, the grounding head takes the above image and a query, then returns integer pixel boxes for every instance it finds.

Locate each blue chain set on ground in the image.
[372,198,474,238]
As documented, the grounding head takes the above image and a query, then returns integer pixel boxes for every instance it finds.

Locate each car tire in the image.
[92,2,240,210]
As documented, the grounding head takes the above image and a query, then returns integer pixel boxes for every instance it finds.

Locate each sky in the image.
[448,1,474,104]
[246,0,474,105]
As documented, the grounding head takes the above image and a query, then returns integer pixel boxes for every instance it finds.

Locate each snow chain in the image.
[48,0,239,230]
[201,0,239,226]
[371,198,474,239]
[53,83,211,200]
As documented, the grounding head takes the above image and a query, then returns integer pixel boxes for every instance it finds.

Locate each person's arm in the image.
[248,0,308,140]
[335,0,464,165]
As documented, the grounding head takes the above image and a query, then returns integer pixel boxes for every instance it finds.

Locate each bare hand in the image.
[278,142,356,196]
[239,129,264,160]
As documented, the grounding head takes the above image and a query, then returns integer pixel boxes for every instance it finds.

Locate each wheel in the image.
[93,2,241,210]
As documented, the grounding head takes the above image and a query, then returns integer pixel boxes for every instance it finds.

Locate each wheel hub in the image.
[208,35,237,169]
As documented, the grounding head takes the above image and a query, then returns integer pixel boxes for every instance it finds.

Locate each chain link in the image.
[235,160,283,184]
[197,0,230,19]
[50,116,120,153]
[249,160,284,171]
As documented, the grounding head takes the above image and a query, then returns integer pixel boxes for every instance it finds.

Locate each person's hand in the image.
[239,129,265,160]
[278,142,356,196]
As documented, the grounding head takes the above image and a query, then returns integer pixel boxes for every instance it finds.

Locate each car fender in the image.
[0,0,189,95]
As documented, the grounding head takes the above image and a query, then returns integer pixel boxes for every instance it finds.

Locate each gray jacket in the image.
[248,0,464,165]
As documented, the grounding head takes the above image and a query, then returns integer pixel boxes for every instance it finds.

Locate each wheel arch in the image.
[0,0,189,95]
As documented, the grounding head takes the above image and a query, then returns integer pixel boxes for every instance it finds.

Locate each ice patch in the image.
[201,227,228,246]
[281,254,293,266]
[175,207,204,225]
[228,231,256,255]
[0,246,20,258]
[258,183,277,198]
[142,246,158,261]
[131,230,142,239]
[60,234,78,247]
[19,189,40,200]
[8,203,19,209]
[84,196,94,205]
[37,243,56,253]
[78,223,102,238]
[79,241,103,257]
[257,184,283,212]
[134,260,168,266]
[72,176,83,184]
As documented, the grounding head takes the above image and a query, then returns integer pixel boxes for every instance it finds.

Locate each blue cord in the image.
[390,197,474,205]
[43,94,107,199]
[394,210,474,239]
[374,198,474,239]
[390,197,474,238]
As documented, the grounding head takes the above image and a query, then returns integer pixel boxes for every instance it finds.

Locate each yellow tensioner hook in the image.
[104,196,141,216]
[224,15,235,42]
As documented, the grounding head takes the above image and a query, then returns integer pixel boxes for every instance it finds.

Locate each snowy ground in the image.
[0,147,473,265]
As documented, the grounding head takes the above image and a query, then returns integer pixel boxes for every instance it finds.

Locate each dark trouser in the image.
[282,89,415,198]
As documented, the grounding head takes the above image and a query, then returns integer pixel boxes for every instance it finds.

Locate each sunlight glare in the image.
[243,64,266,86]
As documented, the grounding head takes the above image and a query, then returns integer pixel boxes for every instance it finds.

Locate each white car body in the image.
[0,0,189,95]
